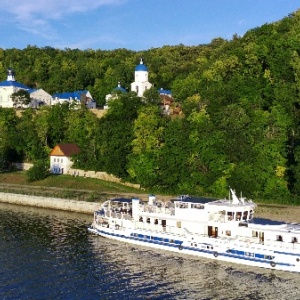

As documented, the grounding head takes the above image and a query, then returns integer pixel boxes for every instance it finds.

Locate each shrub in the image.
[27,160,49,182]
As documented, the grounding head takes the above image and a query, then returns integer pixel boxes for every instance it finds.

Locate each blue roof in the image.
[53,90,92,101]
[114,86,127,93]
[113,85,127,93]
[135,64,148,71]
[158,89,172,95]
[28,88,38,94]
[0,80,30,89]
[111,198,132,203]
[135,58,148,72]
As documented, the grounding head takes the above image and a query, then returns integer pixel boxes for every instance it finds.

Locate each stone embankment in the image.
[0,192,100,214]
[0,191,299,223]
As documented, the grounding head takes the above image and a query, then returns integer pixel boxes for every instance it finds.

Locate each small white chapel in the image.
[0,67,52,108]
[130,58,152,97]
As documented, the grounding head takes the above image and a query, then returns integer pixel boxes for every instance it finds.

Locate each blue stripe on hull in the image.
[274,250,300,256]
[89,227,295,268]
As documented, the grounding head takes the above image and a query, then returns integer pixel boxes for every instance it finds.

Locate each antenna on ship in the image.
[230,187,240,204]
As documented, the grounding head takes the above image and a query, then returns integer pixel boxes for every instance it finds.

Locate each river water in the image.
[0,202,299,300]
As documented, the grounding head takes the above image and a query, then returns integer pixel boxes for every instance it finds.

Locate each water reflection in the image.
[0,202,299,300]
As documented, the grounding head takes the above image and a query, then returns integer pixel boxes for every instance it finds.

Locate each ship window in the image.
[277,235,283,242]
[292,237,298,243]
[180,203,188,209]
[176,221,182,228]
[226,230,231,236]
[139,217,143,222]
[192,204,204,209]
[146,218,150,223]
[264,255,273,260]
[252,231,258,237]
[249,210,254,218]
[154,219,158,225]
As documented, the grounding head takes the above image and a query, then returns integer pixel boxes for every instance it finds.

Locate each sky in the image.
[0,0,299,51]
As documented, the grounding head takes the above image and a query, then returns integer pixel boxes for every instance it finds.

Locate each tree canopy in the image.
[1,10,300,203]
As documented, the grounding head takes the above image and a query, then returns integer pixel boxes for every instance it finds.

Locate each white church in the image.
[130,58,152,96]
[105,58,153,108]
[0,67,52,108]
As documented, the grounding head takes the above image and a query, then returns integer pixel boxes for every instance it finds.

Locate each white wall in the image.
[0,86,16,107]
[0,192,99,214]
[50,156,73,174]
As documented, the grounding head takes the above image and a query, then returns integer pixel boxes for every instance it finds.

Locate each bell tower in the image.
[130,58,152,97]
[7,67,16,81]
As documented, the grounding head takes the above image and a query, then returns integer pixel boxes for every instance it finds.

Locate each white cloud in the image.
[0,0,126,41]
[1,0,125,19]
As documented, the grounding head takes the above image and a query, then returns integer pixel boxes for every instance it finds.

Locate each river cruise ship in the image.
[88,189,300,272]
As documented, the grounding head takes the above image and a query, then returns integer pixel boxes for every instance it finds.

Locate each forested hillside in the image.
[1,10,300,203]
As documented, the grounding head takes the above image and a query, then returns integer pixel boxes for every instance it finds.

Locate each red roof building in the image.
[49,143,80,174]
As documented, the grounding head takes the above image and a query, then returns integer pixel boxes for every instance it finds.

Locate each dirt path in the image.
[255,203,300,223]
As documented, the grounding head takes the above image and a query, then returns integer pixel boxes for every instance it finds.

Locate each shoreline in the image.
[255,203,300,223]
[0,192,99,214]
[0,191,299,223]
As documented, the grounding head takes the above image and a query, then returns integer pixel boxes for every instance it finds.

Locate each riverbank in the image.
[255,203,300,223]
[0,172,299,222]
[0,192,99,214]
[0,190,299,223]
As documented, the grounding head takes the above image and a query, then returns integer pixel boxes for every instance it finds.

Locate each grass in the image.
[0,171,149,202]
[0,171,299,222]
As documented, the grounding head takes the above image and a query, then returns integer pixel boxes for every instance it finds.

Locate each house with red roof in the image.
[49,143,80,174]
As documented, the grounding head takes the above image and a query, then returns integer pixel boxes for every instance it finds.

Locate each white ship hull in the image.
[88,191,300,273]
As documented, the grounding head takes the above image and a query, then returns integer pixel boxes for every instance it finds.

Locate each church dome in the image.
[135,58,148,71]
[113,82,126,93]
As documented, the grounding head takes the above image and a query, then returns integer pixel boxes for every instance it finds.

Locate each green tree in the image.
[65,108,99,170]
[143,87,161,106]
[17,109,47,161]
[127,105,166,187]
[11,90,31,108]
[0,108,22,168]
[97,93,142,178]
[26,160,49,182]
